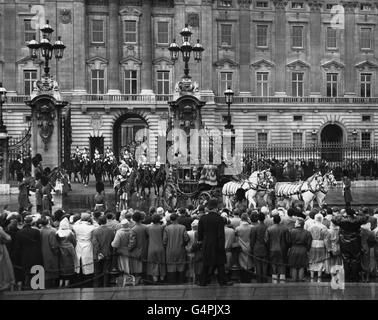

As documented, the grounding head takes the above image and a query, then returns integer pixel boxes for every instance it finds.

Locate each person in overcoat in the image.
[250,212,269,283]
[198,198,230,286]
[332,208,368,282]
[287,218,312,282]
[72,213,96,283]
[39,217,59,288]
[360,221,376,282]
[56,217,76,288]
[92,216,115,287]
[342,171,353,208]
[146,214,166,283]
[0,226,15,291]
[128,210,148,285]
[18,174,30,214]
[235,213,253,283]
[163,213,189,284]
[111,219,131,277]
[265,214,290,283]
[14,216,43,289]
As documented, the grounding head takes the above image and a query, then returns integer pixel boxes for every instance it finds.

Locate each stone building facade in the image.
[1,0,378,162]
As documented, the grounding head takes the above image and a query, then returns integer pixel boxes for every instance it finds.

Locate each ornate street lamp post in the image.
[224,86,234,131]
[168,24,204,80]
[0,83,7,133]
[27,20,66,77]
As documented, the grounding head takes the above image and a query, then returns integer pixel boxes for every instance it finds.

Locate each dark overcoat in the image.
[343,176,353,203]
[198,211,226,266]
[14,225,43,273]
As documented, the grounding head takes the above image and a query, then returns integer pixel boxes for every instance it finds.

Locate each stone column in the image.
[238,1,251,95]
[273,0,287,96]
[200,0,214,97]
[3,3,16,95]
[107,0,120,94]
[343,2,357,96]
[140,0,153,95]
[309,1,322,96]
[72,0,86,94]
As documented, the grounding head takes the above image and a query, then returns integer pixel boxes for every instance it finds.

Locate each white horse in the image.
[274,172,323,211]
[245,169,274,209]
[222,171,262,211]
[310,171,338,208]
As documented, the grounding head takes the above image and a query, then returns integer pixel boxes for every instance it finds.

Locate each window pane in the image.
[292,26,303,47]
[326,28,337,48]
[257,25,268,47]
[125,20,137,43]
[360,28,372,49]
[92,20,104,43]
[293,133,302,146]
[24,20,35,43]
[221,24,232,46]
[157,21,169,44]
[258,133,268,146]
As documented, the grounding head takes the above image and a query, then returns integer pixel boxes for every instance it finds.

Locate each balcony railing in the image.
[6,94,378,105]
[214,96,378,104]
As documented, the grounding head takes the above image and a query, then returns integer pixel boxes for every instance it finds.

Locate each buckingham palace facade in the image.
[1,0,378,161]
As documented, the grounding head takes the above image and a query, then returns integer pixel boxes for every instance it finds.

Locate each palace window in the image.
[219,0,232,7]
[258,115,268,122]
[362,115,371,122]
[257,132,268,146]
[124,70,138,94]
[326,73,338,97]
[326,27,337,49]
[91,20,105,44]
[256,72,269,97]
[91,69,105,94]
[157,21,169,44]
[220,72,233,94]
[360,3,372,11]
[293,132,303,147]
[292,26,303,48]
[256,1,269,8]
[292,2,304,9]
[360,73,372,97]
[24,70,37,95]
[24,19,35,43]
[293,115,303,121]
[124,20,137,43]
[256,25,268,47]
[220,24,232,46]
[292,72,304,97]
[156,70,170,94]
[360,27,372,50]
[361,132,371,148]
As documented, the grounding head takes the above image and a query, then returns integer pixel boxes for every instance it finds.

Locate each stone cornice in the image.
[341,1,358,13]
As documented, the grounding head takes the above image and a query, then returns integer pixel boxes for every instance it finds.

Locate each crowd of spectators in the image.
[1,199,378,291]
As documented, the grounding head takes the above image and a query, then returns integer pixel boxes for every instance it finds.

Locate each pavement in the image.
[1,283,378,300]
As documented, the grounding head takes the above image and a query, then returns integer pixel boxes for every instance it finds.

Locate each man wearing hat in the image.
[197,198,232,286]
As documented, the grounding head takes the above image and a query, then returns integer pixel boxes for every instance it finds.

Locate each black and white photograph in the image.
[0,0,378,307]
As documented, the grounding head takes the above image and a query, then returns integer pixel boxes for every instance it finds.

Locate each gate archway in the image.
[320,123,344,161]
[112,112,149,160]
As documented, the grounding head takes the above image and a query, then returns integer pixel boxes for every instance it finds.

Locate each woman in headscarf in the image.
[56,217,77,288]
[0,225,15,291]
[111,219,131,278]
[308,213,329,282]
[287,217,312,282]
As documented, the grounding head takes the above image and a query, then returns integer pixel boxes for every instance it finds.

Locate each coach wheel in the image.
[197,191,211,206]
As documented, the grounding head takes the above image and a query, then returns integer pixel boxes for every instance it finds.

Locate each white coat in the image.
[72,221,96,275]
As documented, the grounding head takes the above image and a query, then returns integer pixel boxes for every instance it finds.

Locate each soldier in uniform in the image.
[82,147,90,161]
